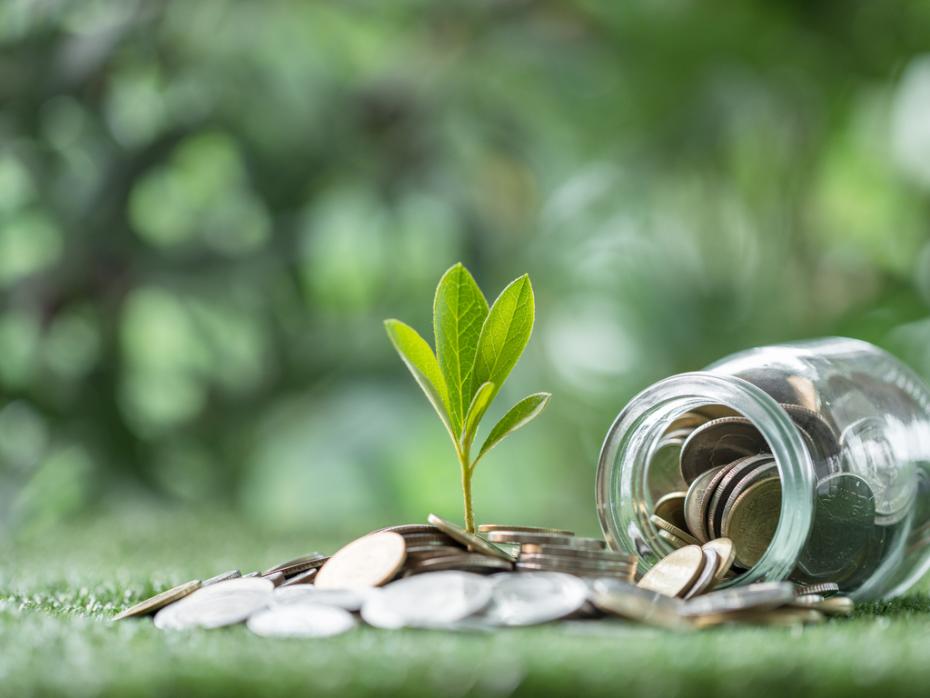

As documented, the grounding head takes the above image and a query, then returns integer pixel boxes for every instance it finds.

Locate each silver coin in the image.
[646,436,689,501]
[247,603,356,638]
[518,544,635,563]
[360,571,493,629]
[273,586,369,611]
[481,572,589,626]
[262,553,328,577]
[589,577,689,630]
[279,568,319,587]
[202,570,241,586]
[840,417,915,523]
[795,582,840,597]
[680,417,769,484]
[795,473,876,582]
[517,552,633,571]
[405,554,513,573]
[486,531,606,550]
[679,581,796,617]
[154,588,272,630]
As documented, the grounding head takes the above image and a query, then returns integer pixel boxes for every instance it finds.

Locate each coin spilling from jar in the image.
[112,514,851,637]
[646,402,886,587]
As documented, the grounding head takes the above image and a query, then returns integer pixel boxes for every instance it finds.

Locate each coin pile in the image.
[646,402,872,580]
[113,513,852,637]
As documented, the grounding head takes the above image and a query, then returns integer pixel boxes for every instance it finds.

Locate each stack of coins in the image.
[113,514,852,636]
[477,525,637,582]
[645,402,873,582]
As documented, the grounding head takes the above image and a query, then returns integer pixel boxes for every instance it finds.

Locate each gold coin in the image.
[427,514,516,561]
[684,466,724,543]
[650,514,700,546]
[113,579,201,620]
[636,545,704,598]
[704,454,774,540]
[315,531,407,589]
[701,538,736,581]
[721,476,781,569]
[813,595,854,616]
[682,549,719,600]
[477,524,574,536]
[518,544,635,563]
[653,492,688,531]
[657,528,688,550]
[667,411,710,433]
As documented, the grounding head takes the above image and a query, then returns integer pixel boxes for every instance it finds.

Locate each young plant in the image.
[384,263,550,533]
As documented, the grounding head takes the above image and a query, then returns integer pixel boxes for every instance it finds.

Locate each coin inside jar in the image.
[721,476,782,569]
[679,417,770,484]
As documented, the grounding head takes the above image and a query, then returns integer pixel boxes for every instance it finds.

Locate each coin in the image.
[481,572,589,626]
[263,571,286,587]
[274,586,369,611]
[153,578,274,630]
[405,545,469,559]
[279,568,319,586]
[113,579,201,621]
[428,514,516,562]
[398,532,460,548]
[360,571,493,629]
[680,417,769,484]
[518,544,635,564]
[405,553,514,574]
[840,417,913,524]
[679,581,796,617]
[646,435,689,500]
[653,492,689,531]
[795,582,840,597]
[667,412,710,433]
[517,553,634,573]
[812,595,854,616]
[590,578,689,630]
[262,552,327,577]
[657,528,688,549]
[203,570,241,586]
[477,524,575,536]
[683,466,724,542]
[485,531,606,551]
[701,538,736,581]
[780,403,840,457]
[378,524,443,536]
[315,531,407,589]
[636,545,704,597]
[704,454,774,540]
[683,549,719,600]
[698,607,824,628]
[721,475,781,568]
[247,603,357,638]
[650,514,700,546]
[795,473,875,582]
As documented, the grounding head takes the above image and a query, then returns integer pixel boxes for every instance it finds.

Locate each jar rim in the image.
[595,371,816,586]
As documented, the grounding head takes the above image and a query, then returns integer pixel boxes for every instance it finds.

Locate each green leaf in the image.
[384,319,456,443]
[476,392,551,463]
[472,274,534,402]
[460,381,494,453]
[433,263,489,434]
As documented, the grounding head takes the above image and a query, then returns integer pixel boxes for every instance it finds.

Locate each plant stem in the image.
[459,451,475,533]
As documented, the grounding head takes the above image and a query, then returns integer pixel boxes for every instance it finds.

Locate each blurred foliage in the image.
[2,0,930,536]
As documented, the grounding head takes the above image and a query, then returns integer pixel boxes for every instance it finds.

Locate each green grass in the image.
[3,509,930,698]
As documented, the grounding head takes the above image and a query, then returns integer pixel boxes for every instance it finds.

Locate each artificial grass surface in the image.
[3,509,930,698]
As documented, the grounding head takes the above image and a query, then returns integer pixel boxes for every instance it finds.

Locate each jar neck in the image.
[596,371,816,585]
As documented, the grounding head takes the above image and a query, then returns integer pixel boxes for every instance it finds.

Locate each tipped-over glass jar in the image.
[596,337,930,600]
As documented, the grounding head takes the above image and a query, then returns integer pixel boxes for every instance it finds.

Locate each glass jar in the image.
[596,337,930,600]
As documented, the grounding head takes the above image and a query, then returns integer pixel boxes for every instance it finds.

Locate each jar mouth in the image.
[596,371,816,586]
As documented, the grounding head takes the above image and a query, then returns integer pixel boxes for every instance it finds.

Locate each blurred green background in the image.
[3,0,930,542]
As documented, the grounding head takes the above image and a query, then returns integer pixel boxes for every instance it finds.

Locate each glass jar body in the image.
[596,337,930,599]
